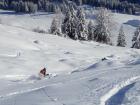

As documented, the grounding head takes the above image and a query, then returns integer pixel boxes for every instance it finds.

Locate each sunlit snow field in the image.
[0,9,140,105]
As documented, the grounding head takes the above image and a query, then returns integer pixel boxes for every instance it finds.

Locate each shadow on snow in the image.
[106,82,136,105]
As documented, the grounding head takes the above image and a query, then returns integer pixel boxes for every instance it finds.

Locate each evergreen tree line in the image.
[0,0,140,49]
[72,0,140,15]
[49,6,140,49]
[50,7,113,45]
[0,0,60,13]
[0,0,38,13]
[0,0,75,13]
[0,0,140,15]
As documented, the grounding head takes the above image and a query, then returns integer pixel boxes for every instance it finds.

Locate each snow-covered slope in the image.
[0,10,140,105]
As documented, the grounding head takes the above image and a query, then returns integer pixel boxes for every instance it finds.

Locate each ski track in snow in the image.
[100,76,140,105]
[0,54,18,58]
[0,65,126,99]
[0,69,109,99]
[0,82,62,99]
[0,65,134,100]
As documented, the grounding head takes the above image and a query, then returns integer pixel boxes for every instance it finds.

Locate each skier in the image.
[39,67,47,78]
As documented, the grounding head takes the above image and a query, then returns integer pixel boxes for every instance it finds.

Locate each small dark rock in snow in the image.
[34,40,39,44]
[102,57,107,61]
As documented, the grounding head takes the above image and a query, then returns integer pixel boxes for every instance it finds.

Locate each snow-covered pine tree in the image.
[61,4,78,40]
[117,26,126,47]
[61,9,70,35]
[76,8,88,40]
[50,18,61,36]
[77,0,82,6]
[132,26,140,49]
[88,20,94,40]
[28,1,37,13]
[55,8,64,28]
[24,2,29,13]
[94,8,112,45]
[69,3,78,39]
[15,0,23,12]
[3,0,8,9]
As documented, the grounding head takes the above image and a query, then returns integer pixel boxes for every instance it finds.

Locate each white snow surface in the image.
[0,10,140,105]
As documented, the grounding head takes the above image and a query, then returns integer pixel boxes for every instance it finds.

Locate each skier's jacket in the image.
[39,68,46,77]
